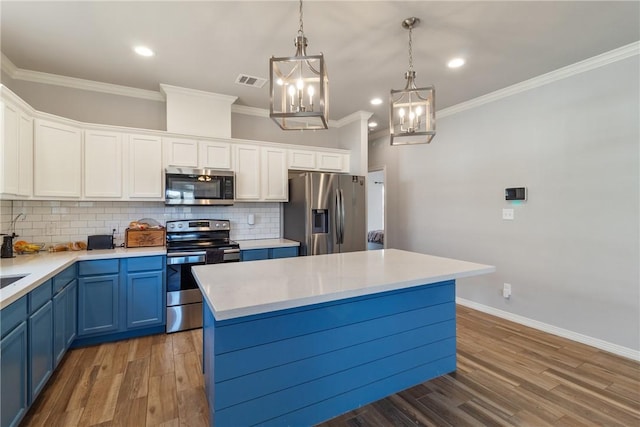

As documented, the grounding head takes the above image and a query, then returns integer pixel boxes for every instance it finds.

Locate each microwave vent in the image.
[235,74,267,88]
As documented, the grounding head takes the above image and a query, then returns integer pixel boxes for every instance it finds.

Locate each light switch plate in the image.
[502,208,514,220]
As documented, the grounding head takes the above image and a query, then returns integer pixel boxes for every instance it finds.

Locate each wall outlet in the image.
[502,208,515,220]
[45,221,57,236]
[107,223,119,234]
[503,283,512,299]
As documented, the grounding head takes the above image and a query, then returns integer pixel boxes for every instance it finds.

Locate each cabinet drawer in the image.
[1,295,27,338]
[127,256,165,272]
[78,259,119,276]
[29,280,52,314]
[241,249,269,261]
[53,264,76,294]
[271,246,299,259]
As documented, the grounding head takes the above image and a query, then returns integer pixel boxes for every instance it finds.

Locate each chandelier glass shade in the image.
[270,1,328,130]
[390,17,436,145]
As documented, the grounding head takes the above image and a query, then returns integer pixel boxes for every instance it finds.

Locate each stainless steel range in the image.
[165,219,240,333]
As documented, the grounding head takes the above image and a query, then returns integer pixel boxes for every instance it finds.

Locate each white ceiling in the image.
[1,1,639,130]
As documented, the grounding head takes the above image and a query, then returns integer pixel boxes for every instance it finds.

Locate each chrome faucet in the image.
[10,213,25,237]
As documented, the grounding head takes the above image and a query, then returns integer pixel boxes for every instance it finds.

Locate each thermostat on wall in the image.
[505,187,527,201]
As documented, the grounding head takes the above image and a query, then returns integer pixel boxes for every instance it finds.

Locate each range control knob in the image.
[177,223,183,228]
[215,223,220,227]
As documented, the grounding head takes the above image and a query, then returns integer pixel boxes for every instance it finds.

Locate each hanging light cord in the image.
[298,0,304,37]
[408,24,414,72]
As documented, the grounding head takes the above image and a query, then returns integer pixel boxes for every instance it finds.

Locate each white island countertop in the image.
[193,249,495,321]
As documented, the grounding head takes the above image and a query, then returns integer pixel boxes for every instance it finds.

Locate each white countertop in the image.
[193,249,495,321]
[0,247,166,309]
[237,239,300,250]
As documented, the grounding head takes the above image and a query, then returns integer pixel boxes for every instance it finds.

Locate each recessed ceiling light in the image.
[134,46,154,57]
[368,121,378,128]
[370,98,383,105]
[447,58,465,68]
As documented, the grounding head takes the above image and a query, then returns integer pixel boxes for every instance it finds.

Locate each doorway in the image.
[367,168,385,250]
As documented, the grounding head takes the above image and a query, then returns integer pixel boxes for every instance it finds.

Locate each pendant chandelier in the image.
[390,17,436,145]
[269,0,329,130]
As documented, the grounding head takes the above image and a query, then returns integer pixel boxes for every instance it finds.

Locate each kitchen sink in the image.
[0,274,28,289]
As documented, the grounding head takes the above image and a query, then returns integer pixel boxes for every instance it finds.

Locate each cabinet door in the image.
[261,146,288,201]
[234,144,261,200]
[78,275,119,336]
[28,300,53,403]
[52,290,66,367]
[1,101,20,195]
[1,322,28,427]
[288,149,316,170]
[317,152,345,172]
[164,137,198,168]
[34,119,82,197]
[199,140,231,169]
[126,271,164,329]
[65,280,77,348]
[84,130,123,198]
[17,113,33,197]
[127,134,163,199]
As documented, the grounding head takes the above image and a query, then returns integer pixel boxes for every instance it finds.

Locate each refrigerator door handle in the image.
[335,188,342,244]
[339,189,346,245]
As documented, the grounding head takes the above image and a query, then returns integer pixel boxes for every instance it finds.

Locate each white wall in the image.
[367,170,384,231]
[1,71,166,130]
[1,200,281,246]
[370,55,639,352]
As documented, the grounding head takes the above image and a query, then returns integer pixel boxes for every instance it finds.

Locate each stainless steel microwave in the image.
[165,168,234,205]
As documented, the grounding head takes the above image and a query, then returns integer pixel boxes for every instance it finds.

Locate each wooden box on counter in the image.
[125,228,166,248]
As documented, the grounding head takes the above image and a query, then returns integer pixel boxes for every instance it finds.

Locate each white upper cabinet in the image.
[34,119,82,198]
[127,134,163,199]
[199,140,231,169]
[84,130,122,198]
[163,137,198,168]
[317,152,347,171]
[235,144,288,202]
[261,147,288,201]
[1,100,33,197]
[288,148,350,173]
[164,137,232,170]
[234,144,261,200]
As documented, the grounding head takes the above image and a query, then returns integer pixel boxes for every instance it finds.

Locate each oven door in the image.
[166,252,205,333]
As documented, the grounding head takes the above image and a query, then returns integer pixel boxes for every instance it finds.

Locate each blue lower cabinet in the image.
[53,279,78,366]
[65,280,77,348]
[126,270,164,329]
[28,300,54,403]
[78,274,119,336]
[241,246,298,261]
[1,321,28,427]
[74,256,165,346]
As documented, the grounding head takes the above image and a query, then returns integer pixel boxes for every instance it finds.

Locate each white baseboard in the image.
[456,297,640,362]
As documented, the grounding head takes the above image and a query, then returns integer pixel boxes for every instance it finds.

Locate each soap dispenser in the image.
[1,234,14,258]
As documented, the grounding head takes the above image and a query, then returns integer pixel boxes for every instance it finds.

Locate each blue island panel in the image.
[203,280,457,426]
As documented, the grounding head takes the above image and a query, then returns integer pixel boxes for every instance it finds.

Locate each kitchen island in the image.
[193,249,495,426]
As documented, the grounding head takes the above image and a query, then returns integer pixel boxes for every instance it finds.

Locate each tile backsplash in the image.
[1,200,281,246]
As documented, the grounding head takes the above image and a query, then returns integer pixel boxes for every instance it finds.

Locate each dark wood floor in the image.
[22,306,640,426]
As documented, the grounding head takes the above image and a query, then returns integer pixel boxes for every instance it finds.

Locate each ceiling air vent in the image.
[235,74,267,88]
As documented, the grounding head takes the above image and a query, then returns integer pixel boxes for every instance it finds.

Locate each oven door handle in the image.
[167,253,206,265]
[222,248,240,254]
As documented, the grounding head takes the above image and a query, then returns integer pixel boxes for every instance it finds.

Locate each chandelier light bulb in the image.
[277,78,284,86]
[399,108,405,117]
[297,79,304,90]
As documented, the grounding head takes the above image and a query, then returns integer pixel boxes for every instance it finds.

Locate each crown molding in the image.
[159,83,237,104]
[334,110,373,128]
[2,53,164,102]
[231,104,270,118]
[1,53,18,76]
[438,41,640,119]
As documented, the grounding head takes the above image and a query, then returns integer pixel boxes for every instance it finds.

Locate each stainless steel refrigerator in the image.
[284,172,366,255]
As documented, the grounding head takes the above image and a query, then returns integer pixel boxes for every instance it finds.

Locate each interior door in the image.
[338,175,367,253]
